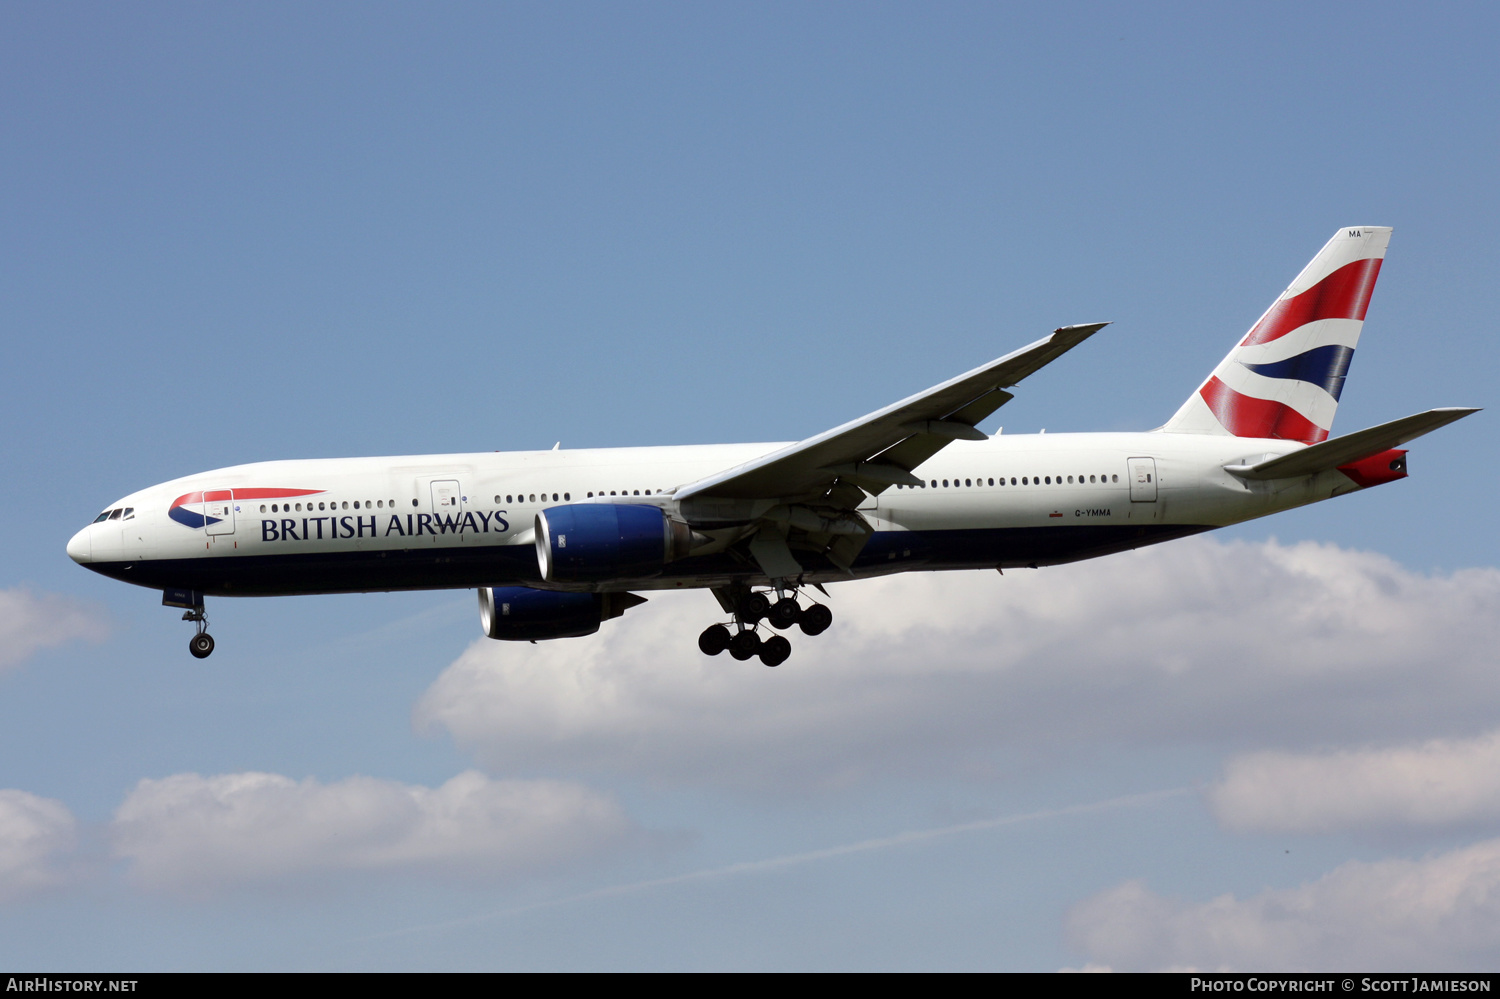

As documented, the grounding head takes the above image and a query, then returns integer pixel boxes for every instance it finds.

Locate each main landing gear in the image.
[697,587,831,667]
[184,607,215,659]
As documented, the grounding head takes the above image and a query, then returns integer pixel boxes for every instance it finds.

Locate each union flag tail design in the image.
[1161,226,1392,443]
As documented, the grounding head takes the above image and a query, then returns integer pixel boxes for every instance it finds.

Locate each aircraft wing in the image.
[675,323,1109,504]
[1226,407,1480,480]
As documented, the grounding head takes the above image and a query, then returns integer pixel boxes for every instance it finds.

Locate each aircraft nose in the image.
[66,526,92,564]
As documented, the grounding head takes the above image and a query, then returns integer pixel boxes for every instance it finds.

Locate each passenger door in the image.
[1127,458,1158,503]
[204,490,235,536]
[429,479,466,539]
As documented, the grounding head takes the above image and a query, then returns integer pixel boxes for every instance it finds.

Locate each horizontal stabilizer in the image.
[1226,407,1479,480]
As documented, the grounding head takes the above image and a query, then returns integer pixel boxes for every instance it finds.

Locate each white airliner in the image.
[68,227,1476,665]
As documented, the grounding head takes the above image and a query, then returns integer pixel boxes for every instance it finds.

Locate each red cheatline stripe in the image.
[1199,376,1329,444]
[230,488,325,500]
[170,488,324,508]
[1240,257,1383,346]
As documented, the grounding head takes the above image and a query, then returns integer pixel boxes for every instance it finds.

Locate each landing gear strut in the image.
[698,585,831,667]
[184,607,214,659]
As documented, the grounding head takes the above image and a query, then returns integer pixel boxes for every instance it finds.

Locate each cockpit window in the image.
[121,508,134,520]
[93,511,112,523]
[108,508,123,520]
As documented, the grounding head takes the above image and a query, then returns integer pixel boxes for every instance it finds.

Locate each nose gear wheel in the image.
[181,605,215,659]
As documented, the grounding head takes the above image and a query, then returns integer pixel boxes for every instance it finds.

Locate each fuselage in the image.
[65,226,1463,666]
[67,430,1355,598]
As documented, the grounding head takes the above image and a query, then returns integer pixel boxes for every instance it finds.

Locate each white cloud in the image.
[1211,730,1500,835]
[414,538,1500,790]
[0,588,107,671]
[1067,837,1500,971]
[0,790,77,901]
[112,770,634,895]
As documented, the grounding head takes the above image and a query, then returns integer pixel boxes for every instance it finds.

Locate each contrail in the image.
[366,784,1193,942]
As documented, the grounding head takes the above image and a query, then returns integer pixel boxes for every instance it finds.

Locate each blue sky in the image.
[1,2,1497,970]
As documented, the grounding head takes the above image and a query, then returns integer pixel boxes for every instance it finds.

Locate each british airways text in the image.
[261,511,511,542]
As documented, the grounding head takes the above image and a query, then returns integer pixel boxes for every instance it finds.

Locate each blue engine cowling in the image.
[478,586,646,641]
[535,504,693,583]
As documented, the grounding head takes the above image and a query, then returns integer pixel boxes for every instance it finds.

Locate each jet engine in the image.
[535,504,696,583]
[478,586,646,641]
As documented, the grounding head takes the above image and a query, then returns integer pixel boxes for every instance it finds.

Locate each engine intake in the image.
[478,586,646,641]
[535,504,695,583]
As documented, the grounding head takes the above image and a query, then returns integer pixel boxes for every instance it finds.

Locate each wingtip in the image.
[1054,322,1111,335]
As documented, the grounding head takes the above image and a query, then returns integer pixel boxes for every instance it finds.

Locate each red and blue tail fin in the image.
[1161,226,1392,443]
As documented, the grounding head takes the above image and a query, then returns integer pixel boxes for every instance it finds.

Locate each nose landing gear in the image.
[699,586,830,667]
[184,607,215,659]
[164,590,215,659]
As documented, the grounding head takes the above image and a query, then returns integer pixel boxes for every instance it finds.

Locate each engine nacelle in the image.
[478,586,646,641]
[535,504,694,583]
